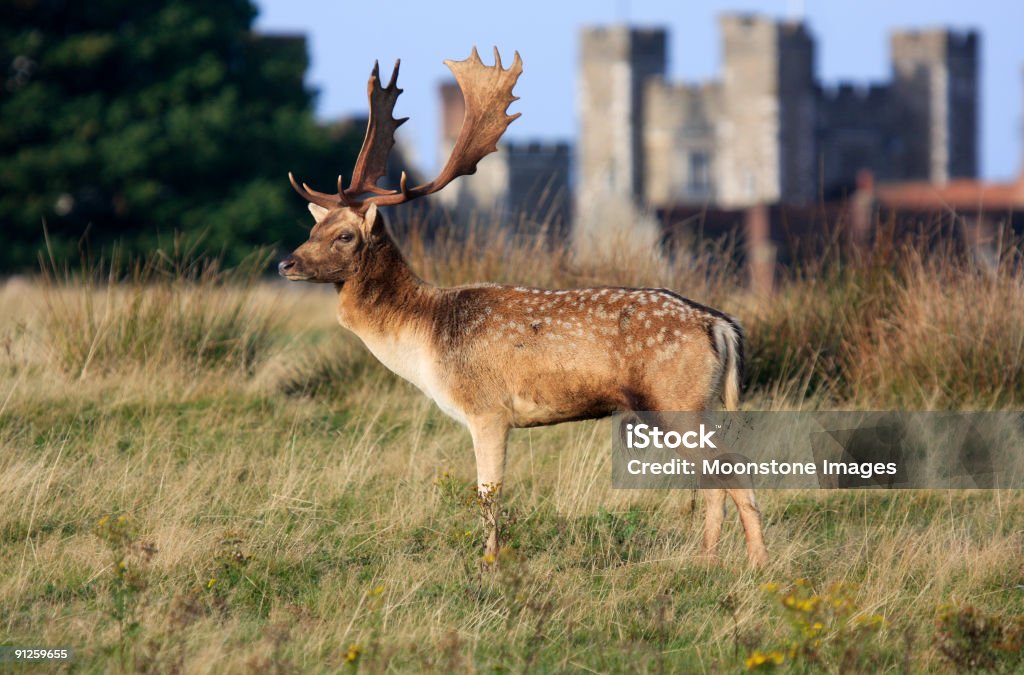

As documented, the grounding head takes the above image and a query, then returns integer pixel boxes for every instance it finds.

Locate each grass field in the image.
[1,226,1023,672]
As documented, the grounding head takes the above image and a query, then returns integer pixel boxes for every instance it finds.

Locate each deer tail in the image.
[712,317,744,411]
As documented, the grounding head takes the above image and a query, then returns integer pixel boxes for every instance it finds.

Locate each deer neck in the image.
[334,238,438,343]
[334,239,456,412]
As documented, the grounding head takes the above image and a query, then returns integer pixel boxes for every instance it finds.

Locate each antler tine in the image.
[385,60,400,89]
[303,179,350,207]
[363,47,522,210]
[345,59,407,198]
[288,172,348,209]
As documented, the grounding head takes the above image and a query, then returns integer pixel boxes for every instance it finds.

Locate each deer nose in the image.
[278,257,296,276]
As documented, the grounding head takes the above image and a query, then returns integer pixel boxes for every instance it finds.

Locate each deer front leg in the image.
[468,416,509,560]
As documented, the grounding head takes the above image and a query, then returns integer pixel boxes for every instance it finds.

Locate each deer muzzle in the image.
[278,256,306,280]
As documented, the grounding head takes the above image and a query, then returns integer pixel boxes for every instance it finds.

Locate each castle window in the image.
[688,151,710,193]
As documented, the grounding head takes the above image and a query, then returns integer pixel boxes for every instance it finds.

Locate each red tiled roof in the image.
[875,175,1024,211]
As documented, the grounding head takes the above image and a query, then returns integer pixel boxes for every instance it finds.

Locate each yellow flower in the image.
[760,582,779,593]
[745,650,784,670]
[345,644,361,663]
[795,597,820,613]
[207,578,216,589]
[803,620,825,637]
[745,652,768,668]
[368,585,385,596]
[483,552,496,564]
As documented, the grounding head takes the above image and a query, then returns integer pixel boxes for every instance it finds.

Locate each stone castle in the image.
[577,16,978,214]
[432,14,981,241]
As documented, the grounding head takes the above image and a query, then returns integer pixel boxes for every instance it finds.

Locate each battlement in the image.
[892,28,978,47]
[891,27,980,64]
[950,29,980,47]
[579,25,667,60]
[819,81,891,105]
[506,141,571,158]
[720,13,776,30]
[780,20,809,35]
[719,13,811,40]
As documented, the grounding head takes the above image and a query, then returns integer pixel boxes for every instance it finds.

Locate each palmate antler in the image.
[289,47,522,212]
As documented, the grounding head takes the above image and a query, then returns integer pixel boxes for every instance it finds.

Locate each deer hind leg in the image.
[632,403,733,564]
[468,416,509,560]
[641,385,769,567]
[726,487,768,567]
[702,488,727,559]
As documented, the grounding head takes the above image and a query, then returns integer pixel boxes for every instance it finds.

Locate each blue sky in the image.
[255,0,1024,180]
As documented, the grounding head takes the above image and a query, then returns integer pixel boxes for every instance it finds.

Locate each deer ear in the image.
[361,203,384,237]
[307,203,329,222]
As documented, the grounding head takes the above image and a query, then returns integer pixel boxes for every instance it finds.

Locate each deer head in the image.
[278,48,523,284]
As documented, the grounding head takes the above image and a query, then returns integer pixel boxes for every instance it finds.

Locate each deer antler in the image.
[287,48,522,212]
[363,47,522,209]
[348,60,408,197]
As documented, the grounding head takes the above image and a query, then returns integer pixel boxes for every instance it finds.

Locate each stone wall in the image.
[506,141,572,233]
[816,83,900,196]
[643,78,720,206]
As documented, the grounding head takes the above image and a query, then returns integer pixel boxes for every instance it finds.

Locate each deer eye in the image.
[335,232,354,245]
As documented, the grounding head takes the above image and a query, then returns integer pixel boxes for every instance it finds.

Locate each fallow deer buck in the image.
[278,48,768,566]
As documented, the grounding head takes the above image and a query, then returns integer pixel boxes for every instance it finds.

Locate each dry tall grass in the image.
[0,222,1022,672]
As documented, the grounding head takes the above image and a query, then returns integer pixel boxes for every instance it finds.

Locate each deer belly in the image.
[509,372,620,426]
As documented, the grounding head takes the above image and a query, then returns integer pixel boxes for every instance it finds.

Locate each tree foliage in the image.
[0,0,362,270]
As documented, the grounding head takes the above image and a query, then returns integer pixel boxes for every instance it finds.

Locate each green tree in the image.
[0,0,361,270]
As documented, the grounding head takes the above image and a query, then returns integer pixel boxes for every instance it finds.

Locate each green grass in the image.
[1,229,1023,672]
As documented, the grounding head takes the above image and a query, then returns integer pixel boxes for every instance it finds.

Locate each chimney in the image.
[439,81,464,161]
[1020,65,1024,179]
